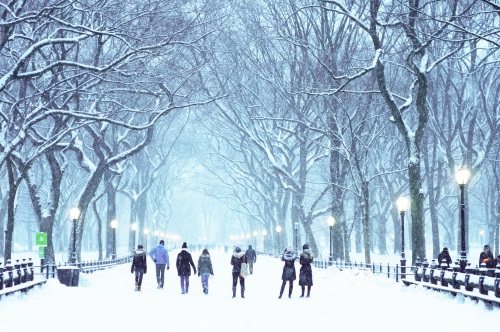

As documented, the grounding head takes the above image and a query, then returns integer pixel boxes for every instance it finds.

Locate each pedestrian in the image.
[148,239,170,289]
[131,244,147,291]
[245,245,257,274]
[278,247,297,299]
[298,243,314,298]
[197,248,214,295]
[230,246,247,298]
[479,244,496,268]
[224,244,228,254]
[176,242,197,294]
[437,247,452,268]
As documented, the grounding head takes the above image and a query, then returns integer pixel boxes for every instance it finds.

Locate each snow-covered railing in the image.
[313,257,500,306]
[1,254,133,298]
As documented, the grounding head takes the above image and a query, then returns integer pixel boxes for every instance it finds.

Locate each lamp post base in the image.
[400,252,406,279]
[459,251,468,273]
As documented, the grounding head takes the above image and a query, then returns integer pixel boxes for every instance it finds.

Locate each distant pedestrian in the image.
[479,244,495,268]
[197,248,214,295]
[437,247,452,268]
[176,242,197,294]
[224,244,229,254]
[298,243,314,298]
[230,246,247,298]
[278,247,297,299]
[149,240,170,289]
[245,245,257,274]
[131,244,147,291]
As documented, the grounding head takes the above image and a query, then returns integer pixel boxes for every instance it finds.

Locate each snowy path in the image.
[0,249,497,332]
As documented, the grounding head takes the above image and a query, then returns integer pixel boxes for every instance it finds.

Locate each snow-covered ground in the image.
[1,248,498,332]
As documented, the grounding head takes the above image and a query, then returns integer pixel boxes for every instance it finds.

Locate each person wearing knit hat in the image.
[176,242,197,294]
[298,243,314,297]
[131,244,147,291]
[437,247,452,268]
[148,239,170,289]
[479,244,495,268]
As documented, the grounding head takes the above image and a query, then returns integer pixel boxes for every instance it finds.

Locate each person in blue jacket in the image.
[149,240,170,289]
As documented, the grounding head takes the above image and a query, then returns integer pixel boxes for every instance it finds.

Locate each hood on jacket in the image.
[283,250,297,261]
[301,249,314,259]
[233,251,246,259]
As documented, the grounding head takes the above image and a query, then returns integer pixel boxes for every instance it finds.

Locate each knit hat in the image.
[443,247,448,251]
[302,243,309,250]
[182,242,187,248]
[159,240,164,245]
[234,246,241,253]
[483,245,490,250]
[138,244,143,249]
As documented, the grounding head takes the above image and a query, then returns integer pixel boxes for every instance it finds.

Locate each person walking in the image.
[278,247,297,299]
[245,245,257,274]
[176,242,197,294]
[230,246,247,298]
[197,248,214,295]
[479,244,496,268]
[148,239,170,289]
[298,243,314,298]
[131,244,147,291]
[437,247,452,268]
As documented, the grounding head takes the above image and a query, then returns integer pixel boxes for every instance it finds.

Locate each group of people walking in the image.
[131,240,315,299]
[131,240,212,294]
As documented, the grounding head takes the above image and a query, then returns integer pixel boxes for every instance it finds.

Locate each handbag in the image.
[240,262,249,278]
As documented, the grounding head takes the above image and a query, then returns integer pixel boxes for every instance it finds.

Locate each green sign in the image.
[36,232,48,246]
[39,246,45,259]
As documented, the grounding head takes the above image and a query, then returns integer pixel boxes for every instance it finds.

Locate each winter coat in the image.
[131,250,147,273]
[479,250,496,268]
[298,249,314,286]
[437,250,452,267]
[197,254,214,276]
[231,251,247,273]
[245,246,257,262]
[281,250,297,281]
[149,244,170,266]
[176,249,197,276]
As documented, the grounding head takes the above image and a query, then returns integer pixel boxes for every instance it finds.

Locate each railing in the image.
[1,254,133,298]
[313,257,500,306]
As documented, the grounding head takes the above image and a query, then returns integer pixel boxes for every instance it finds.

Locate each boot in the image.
[232,287,236,298]
[278,283,285,299]
[288,285,293,298]
[306,286,311,297]
[135,282,139,291]
[300,286,305,298]
[241,286,245,298]
[138,285,141,292]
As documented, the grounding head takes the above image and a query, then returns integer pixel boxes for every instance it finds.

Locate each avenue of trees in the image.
[1,0,499,266]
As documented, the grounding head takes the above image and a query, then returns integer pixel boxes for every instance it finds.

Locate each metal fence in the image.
[1,254,133,298]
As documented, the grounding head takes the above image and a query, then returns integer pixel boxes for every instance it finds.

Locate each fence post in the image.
[422,258,429,282]
[0,262,3,290]
[396,264,399,282]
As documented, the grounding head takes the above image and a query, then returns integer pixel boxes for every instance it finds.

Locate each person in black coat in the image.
[176,242,197,294]
[131,244,147,291]
[230,246,247,298]
[298,243,314,298]
[437,247,452,268]
[479,244,496,268]
[278,248,297,299]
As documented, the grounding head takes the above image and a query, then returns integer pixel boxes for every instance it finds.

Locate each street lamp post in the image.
[294,222,299,252]
[327,216,335,266]
[276,225,282,253]
[455,166,471,272]
[262,230,267,253]
[144,228,149,250]
[111,219,118,260]
[396,197,409,279]
[69,207,80,264]
[131,222,138,251]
